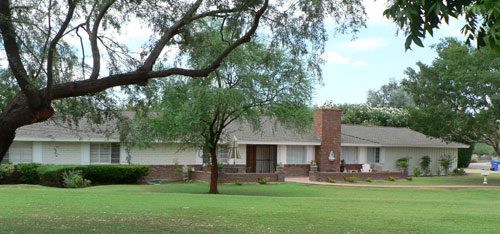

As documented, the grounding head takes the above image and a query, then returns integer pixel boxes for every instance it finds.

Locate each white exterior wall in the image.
[383,147,458,175]
[41,142,82,164]
[306,146,315,163]
[129,143,198,165]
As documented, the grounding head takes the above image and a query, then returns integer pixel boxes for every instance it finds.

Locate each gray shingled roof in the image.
[341,125,468,148]
[15,118,468,148]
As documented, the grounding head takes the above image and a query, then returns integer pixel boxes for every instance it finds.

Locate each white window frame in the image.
[2,142,33,164]
[90,143,120,164]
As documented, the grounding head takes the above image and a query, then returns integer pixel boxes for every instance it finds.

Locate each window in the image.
[286,145,306,164]
[341,147,358,164]
[90,143,120,164]
[2,142,32,164]
[202,145,228,164]
[367,147,380,164]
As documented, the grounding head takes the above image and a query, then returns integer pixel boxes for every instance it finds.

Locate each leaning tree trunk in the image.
[208,147,219,194]
[0,93,54,161]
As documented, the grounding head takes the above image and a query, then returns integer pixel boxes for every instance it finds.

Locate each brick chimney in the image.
[314,108,342,172]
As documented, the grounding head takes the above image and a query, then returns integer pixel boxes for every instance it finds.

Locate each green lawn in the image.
[340,173,500,186]
[1,180,500,233]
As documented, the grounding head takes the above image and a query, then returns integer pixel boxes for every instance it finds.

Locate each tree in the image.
[324,103,410,127]
[366,79,414,108]
[130,39,314,194]
[0,0,367,161]
[384,0,500,52]
[403,38,500,158]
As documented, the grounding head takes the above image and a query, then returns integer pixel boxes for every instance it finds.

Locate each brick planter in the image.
[144,165,202,182]
[190,171,285,183]
[284,164,309,177]
[309,170,407,182]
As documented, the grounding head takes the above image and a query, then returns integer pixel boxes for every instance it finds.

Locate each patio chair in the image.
[361,164,372,172]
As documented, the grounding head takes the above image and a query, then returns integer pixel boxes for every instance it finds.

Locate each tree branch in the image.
[141,0,203,71]
[46,0,77,104]
[88,0,114,80]
[0,0,41,108]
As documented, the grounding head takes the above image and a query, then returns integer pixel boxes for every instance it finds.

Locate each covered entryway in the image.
[246,145,277,173]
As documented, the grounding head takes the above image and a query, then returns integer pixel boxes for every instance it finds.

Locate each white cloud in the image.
[336,38,387,51]
[322,52,350,64]
[363,0,392,24]
[353,61,368,67]
[354,87,368,93]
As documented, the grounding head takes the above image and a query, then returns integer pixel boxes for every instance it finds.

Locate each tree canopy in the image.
[0,0,367,160]
[366,79,414,108]
[324,103,410,127]
[384,0,500,52]
[403,38,500,156]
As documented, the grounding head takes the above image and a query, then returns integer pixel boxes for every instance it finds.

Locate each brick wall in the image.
[344,164,362,172]
[284,164,309,177]
[314,108,342,172]
[145,165,202,182]
[309,170,408,182]
[190,171,285,183]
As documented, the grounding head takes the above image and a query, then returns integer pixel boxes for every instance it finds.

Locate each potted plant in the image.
[217,162,225,173]
[310,160,318,171]
[340,159,345,172]
[276,162,284,172]
[396,157,409,172]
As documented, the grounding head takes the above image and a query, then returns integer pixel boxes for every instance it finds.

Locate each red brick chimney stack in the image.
[313,107,342,172]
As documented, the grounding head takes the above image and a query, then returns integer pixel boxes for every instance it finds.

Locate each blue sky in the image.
[315,0,467,106]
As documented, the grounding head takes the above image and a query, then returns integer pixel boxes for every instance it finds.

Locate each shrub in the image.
[420,156,431,175]
[413,167,422,177]
[365,177,372,183]
[16,163,40,184]
[435,168,441,176]
[343,176,357,183]
[406,177,413,181]
[0,163,15,181]
[396,157,409,171]
[257,177,270,184]
[235,180,243,186]
[470,158,478,163]
[62,170,91,188]
[458,144,473,168]
[37,165,149,186]
[453,168,466,176]
[439,154,455,175]
[326,177,336,183]
[385,176,395,181]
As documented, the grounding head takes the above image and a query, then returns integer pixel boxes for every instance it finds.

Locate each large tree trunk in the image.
[0,94,54,161]
[208,147,219,194]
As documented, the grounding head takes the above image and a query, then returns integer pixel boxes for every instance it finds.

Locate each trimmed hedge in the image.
[12,164,149,186]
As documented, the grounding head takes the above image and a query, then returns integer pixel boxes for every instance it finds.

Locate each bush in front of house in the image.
[452,168,466,176]
[438,154,454,175]
[365,177,372,183]
[257,177,270,184]
[396,157,410,171]
[36,165,149,186]
[343,176,357,183]
[326,177,336,183]
[385,176,395,181]
[62,170,91,188]
[413,167,422,177]
[16,163,41,184]
[0,163,15,181]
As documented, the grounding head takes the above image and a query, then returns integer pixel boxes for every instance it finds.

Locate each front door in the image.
[246,145,256,173]
[255,145,277,173]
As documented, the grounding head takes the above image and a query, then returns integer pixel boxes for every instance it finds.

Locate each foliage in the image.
[0,0,367,163]
[343,176,357,183]
[404,39,500,157]
[435,168,441,176]
[406,177,413,181]
[326,103,409,127]
[474,143,496,156]
[36,165,149,186]
[326,177,336,183]
[384,0,500,52]
[458,144,474,168]
[235,180,243,186]
[396,157,410,171]
[438,154,455,176]
[366,79,414,108]
[385,176,396,182]
[257,177,270,184]
[413,168,422,177]
[310,160,317,167]
[16,163,40,184]
[420,156,431,171]
[365,177,372,183]
[0,163,15,181]
[62,170,91,188]
[453,168,466,176]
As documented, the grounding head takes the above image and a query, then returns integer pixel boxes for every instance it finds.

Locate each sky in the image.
[315,0,467,106]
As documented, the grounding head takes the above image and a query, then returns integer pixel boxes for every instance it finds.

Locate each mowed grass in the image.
[342,173,500,186]
[1,180,500,234]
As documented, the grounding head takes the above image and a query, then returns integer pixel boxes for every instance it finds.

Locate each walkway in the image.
[285,177,500,189]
